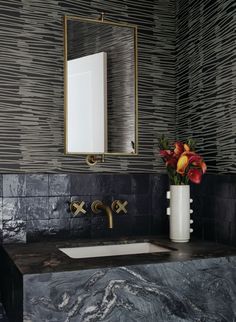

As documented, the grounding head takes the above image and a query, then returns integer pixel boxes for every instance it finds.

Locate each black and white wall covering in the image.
[1,0,236,173]
[0,0,176,173]
[1,0,236,174]
[176,0,236,174]
[175,0,236,243]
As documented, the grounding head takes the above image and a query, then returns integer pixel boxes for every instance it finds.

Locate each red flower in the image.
[187,168,202,184]
[166,158,177,169]
[160,150,173,159]
[188,154,201,164]
[188,154,207,174]
[174,142,184,156]
[159,137,206,185]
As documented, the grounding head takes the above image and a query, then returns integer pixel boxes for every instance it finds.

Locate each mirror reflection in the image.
[64,16,138,155]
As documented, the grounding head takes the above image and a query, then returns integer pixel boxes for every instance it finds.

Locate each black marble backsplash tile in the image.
[191,174,236,246]
[3,175,26,198]
[49,174,70,196]
[2,220,26,244]
[26,174,49,196]
[0,173,168,243]
[0,303,7,322]
[0,173,235,245]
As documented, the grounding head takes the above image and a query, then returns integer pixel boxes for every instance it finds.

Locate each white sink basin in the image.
[59,242,171,259]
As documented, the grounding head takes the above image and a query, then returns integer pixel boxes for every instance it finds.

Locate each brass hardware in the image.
[91,200,113,229]
[86,155,105,166]
[111,200,128,214]
[63,15,138,157]
[70,201,87,217]
[99,12,105,22]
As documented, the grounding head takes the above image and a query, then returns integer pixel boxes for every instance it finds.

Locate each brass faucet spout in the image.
[99,204,113,229]
[91,201,113,229]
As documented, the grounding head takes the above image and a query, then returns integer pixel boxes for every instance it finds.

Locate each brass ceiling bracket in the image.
[86,155,105,166]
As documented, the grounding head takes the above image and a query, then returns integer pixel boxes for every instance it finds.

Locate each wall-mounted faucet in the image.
[91,200,113,229]
[69,199,128,229]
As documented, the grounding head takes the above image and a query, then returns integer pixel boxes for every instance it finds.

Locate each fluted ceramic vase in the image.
[166,185,193,243]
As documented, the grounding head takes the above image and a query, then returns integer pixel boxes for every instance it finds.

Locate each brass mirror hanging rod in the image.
[99,12,105,21]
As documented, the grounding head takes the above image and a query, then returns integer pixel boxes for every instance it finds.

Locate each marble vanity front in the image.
[0,237,236,322]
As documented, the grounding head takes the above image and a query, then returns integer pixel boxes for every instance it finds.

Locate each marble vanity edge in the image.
[2,237,236,275]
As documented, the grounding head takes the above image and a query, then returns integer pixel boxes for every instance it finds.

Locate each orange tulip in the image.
[200,161,207,174]
[184,144,190,152]
[177,155,189,175]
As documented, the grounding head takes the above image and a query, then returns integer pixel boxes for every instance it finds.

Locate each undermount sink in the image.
[59,242,171,259]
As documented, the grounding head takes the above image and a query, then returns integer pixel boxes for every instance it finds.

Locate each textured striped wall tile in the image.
[176,0,236,174]
[0,0,175,173]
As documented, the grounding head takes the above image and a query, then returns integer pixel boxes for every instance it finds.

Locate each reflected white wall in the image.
[67,52,107,153]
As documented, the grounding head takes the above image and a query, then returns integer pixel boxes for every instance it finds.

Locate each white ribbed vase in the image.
[166,185,193,243]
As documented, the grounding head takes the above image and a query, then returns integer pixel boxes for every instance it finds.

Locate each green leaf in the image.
[158,135,170,150]
[187,138,196,151]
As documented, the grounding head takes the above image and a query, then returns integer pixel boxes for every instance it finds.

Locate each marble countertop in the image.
[2,236,236,275]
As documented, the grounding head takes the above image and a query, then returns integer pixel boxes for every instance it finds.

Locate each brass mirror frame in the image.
[64,15,138,157]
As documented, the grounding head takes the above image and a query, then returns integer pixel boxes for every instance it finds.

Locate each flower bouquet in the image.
[158,136,207,242]
[158,136,207,185]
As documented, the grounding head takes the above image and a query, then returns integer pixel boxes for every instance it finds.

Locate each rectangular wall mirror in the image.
[64,15,138,156]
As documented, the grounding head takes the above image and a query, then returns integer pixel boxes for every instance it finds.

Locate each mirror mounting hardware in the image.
[99,12,105,22]
[86,154,105,166]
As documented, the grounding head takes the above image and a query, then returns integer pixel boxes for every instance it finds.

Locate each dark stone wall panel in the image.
[191,174,236,246]
[23,257,236,321]
[0,173,168,244]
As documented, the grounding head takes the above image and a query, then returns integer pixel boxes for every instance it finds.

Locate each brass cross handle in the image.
[111,200,128,214]
[70,201,86,217]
